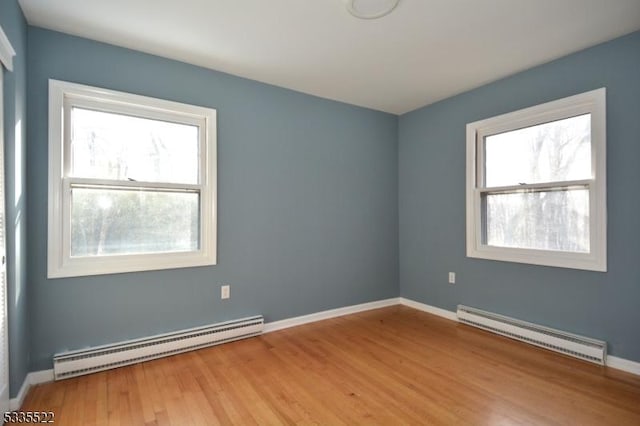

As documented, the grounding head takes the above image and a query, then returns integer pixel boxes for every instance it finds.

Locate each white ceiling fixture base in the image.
[346,0,399,19]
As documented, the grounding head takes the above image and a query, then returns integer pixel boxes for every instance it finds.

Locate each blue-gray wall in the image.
[0,0,29,397]
[399,32,640,362]
[9,11,640,381]
[26,28,399,371]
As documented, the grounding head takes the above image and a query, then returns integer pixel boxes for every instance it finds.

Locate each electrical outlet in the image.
[448,272,456,284]
[221,284,230,299]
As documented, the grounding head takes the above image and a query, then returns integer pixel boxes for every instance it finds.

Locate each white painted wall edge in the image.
[8,296,639,410]
[0,23,16,71]
[9,369,54,411]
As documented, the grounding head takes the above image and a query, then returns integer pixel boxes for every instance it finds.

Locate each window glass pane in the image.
[485,114,591,187]
[71,107,199,184]
[71,188,200,257]
[484,188,589,252]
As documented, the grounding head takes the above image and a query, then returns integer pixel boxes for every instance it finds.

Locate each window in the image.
[48,80,217,278]
[466,88,606,271]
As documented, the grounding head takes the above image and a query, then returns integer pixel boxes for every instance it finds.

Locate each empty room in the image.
[1,0,640,424]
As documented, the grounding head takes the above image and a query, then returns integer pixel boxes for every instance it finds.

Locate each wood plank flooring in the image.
[20,306,640,425]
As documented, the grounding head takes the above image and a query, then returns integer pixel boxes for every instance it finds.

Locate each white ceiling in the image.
[18,0,640,114]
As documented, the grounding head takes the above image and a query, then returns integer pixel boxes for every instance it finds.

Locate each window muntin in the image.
[466,88,606,271]
[48,80,217,278]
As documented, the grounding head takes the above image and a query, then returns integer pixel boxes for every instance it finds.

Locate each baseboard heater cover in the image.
[53,315,264,380]
[456,305,606,365]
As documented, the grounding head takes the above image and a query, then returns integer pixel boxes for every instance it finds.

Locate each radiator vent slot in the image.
[53,315,264,380]
[456,305,606,365]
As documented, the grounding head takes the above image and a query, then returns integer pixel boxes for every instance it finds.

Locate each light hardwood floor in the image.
[20,306,640,425]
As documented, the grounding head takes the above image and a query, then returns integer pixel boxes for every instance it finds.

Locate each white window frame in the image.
[466,88,606,271]
[48,80,217,278]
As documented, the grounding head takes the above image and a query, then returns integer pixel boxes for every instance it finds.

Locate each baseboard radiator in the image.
[53,315,264,380]
[456,305,606,365]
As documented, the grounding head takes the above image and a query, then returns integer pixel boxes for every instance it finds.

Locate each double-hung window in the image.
[466,88,606,271]
[48,80,217,278]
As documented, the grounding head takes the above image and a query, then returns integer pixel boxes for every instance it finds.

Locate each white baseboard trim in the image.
[264,297,400,333]
[8,379,30,412]
[399,297,640,377]
[606,355,640,376]
[398,297,458,321]
[9,369,54,411]
[8,299,399,409]
[8,297,639,408]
